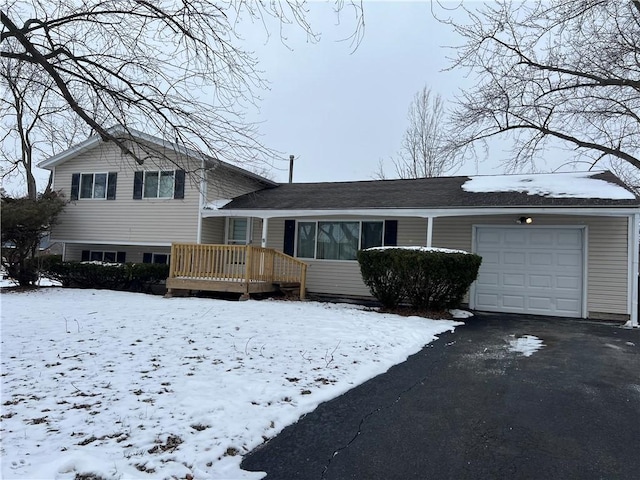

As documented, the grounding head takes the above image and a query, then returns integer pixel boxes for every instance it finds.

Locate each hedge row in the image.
[357,248,482,310]
[42,257,169,293]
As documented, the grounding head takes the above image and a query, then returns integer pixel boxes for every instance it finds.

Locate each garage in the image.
[473,226,585,317]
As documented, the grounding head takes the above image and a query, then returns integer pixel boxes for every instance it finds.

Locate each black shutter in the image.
[81,250,90,261]
[142,253,152,263]
[107,172,117,200]
[133,171,143,199]
[116,251,126,263]
[71,173,80,200]
[384,220,398,246]
[174,169,185,199]
[283,220,296,256]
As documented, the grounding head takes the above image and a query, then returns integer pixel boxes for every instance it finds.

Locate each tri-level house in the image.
[40,128,640,325]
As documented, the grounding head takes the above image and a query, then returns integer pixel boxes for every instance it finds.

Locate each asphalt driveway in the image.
[241,314,640,479]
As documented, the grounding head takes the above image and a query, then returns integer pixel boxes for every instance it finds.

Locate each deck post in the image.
[244,245,252,295]
[166,243,177,297]
[299,264,307,300]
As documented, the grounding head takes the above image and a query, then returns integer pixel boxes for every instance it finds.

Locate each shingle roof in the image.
[222,171,639,211]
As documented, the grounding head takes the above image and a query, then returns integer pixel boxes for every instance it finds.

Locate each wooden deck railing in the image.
[168,243,308,299]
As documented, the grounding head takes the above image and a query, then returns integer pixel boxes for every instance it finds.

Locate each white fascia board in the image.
[201,206,640,219]
[52,239,172,247]
[38,135,103,169]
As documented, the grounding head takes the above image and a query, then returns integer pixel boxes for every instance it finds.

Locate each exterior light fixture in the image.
[516,216,533,224]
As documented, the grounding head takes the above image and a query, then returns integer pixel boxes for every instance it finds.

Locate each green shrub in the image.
[44,261,169,292]
[357,249,406,308]
[357,248,482,311]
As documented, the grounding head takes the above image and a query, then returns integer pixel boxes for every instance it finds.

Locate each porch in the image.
[166,243,308,299]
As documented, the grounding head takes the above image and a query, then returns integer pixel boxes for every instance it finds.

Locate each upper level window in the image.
[144,171,174,198]
[81,173,107,199]
[133,169,185,200]
[71,172,117,200]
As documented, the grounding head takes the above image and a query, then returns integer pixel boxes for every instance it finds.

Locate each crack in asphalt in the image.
[319,344,452,479]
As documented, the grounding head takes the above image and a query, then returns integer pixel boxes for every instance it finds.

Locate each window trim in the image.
[70,172,118,201]
[82,250,126,263]
[142,170,175,199]
[226,217,253,245]
[294,220,386,261]
[133,169,185,200]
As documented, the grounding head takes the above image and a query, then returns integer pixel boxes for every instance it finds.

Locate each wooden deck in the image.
[166,243,308,299]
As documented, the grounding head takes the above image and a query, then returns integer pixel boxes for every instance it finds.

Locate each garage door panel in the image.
[477,293,499,309]
[504,252,526,265]
[530,231,554,245]
[557,252,581,267]
[503,295,525,309]
[558,231,582,247]
[557,276,580,290]
[530,252,553,266]
[504,231,527,244]
[528,296,553,311]
[475,227,583,318]
[529,275,552,288]
[481,251,500,264]
[477,272,499,287]
[556,298,581,313]
[503,273,526,287]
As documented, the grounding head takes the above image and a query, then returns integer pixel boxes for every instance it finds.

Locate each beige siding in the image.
[433,215,629,316]
[201,217,225,244]
[264,216,426,297]
[64,243,171,263]
[206,170,266,202]
[52,142,201,244]
[264,214,629,316]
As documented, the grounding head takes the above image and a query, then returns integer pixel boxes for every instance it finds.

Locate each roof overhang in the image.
[201,206,640,219]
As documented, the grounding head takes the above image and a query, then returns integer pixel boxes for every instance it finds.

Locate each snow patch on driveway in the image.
[508,335,545,357]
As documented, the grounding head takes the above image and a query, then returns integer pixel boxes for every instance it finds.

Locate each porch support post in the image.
[628,213,639,327]
[426,216,434,248]
[261,217,268,248]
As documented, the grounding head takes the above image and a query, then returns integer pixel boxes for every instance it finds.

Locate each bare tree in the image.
[439,0,640,181]
[1,1,365,188]
[396,86,454,178]
[377,86,454,179]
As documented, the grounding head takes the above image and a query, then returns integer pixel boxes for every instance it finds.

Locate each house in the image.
[39,129,640,325]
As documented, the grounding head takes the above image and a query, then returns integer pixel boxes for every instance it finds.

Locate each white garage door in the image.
[474,227,584,317]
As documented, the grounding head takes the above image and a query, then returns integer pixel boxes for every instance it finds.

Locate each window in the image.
[294,221,385,260]
[227,218,252,245]
[71,172,117,200]
[317,221,359,260]
[144,171,174,198]
[133,170,185,200]
[143,253,170,264]
[81,250,126,263]
[296,222,316,258]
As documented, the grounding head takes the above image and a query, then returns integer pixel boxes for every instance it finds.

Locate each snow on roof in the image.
[462,171,636,200]
[366,246,470,254]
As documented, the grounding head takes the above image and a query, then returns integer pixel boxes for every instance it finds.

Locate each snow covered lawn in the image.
[1,288,461,479]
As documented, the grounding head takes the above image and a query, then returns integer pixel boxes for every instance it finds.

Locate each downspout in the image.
[627,213,639,327]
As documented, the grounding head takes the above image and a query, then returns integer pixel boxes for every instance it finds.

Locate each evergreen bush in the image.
[358,248,482,311]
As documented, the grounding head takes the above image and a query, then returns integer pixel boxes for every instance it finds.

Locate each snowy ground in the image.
[0,288,462,479]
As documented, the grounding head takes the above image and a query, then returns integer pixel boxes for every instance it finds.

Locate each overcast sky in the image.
[244,0,491,183]
[10,1,563,194]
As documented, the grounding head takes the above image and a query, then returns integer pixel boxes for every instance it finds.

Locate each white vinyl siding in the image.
[52,142,199,244]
